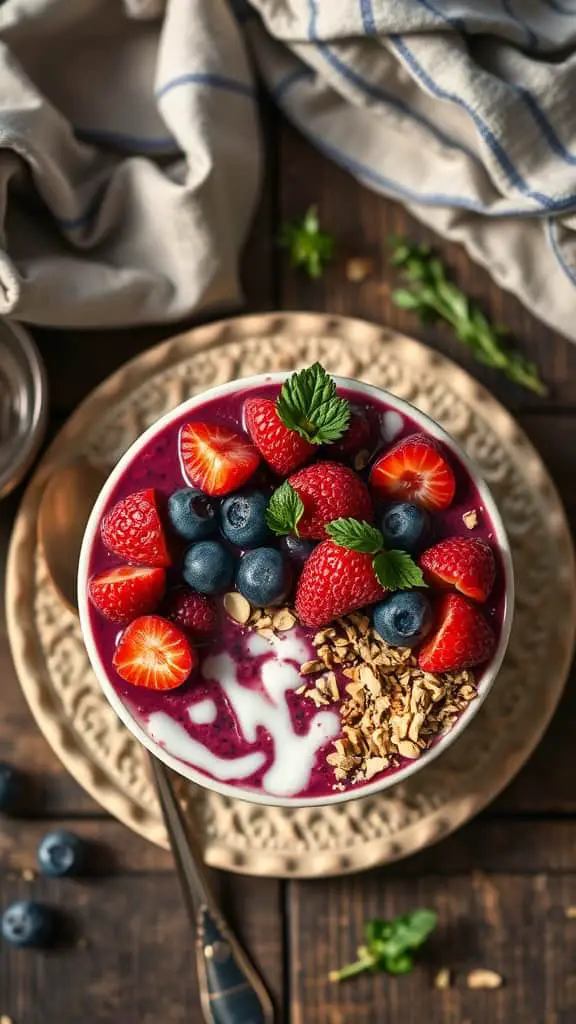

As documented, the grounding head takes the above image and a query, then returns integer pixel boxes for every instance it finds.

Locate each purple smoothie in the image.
[85,381,506,801]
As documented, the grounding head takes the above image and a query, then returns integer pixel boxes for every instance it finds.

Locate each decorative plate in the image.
[6,313,575,878]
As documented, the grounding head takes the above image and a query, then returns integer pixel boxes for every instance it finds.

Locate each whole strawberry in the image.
[294,518,426,627]
[244,363,350,475]
[419,537,496,603]
[267,463,372,540]
[101,488,170,567]
[418,593,496,672]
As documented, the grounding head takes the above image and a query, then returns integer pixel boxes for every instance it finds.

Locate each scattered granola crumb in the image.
[307,689,329,707]
[21,868,35,882]
[467,969,503,989]
[565,906,576,919]
[300,659,324,676]
[434,968,452,990]
[272,608,296,632]
[463,509,479,530]
[345,257,374,283]
[223,592,251,625]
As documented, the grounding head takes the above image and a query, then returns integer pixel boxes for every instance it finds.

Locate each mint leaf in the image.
[372,550,427,591]
[266,482,304,536]
[276,362,350,444]
[330,909,436,982]
[278,205,335,279]
[326,518,383,554]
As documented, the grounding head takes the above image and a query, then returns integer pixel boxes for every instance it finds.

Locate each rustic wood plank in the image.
[279,122,576,410]
[0,873,284,1024]
[2,817,576,877]
[288,872,576,1024]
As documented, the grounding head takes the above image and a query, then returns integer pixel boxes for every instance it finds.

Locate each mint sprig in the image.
[278,205,335,279]
[266,482,304,536]
[389,237,547,396]
[326,518,427,591]
[329,909,437,982]
[276,362,350,445]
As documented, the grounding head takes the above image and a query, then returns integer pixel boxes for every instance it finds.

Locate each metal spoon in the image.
[38,458,274,1024]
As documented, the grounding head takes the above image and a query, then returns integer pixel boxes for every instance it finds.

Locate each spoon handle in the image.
[150,756,275,1024]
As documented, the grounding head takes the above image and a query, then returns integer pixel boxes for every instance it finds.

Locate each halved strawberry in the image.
[418,594,496,673]
[101,489,170,567]
[179,422,260,497]
[419,537,496,603]
[244,398,314,475]
[369,433,456,511]
[113,615,196,690]
[89,566,166,623]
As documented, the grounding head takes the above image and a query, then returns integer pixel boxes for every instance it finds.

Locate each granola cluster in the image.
[298,612,477,786]
[223,596,477,789]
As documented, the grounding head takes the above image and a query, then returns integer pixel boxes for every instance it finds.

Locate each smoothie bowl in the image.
[78,364,513,808]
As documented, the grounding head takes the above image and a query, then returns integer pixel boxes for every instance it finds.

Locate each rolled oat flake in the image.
[0,320,48,498]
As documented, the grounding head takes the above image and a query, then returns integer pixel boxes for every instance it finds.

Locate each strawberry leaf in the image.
[266,482,304,536]
[276,363,350,444]
[372,550,427,592]
[326,518,383,554]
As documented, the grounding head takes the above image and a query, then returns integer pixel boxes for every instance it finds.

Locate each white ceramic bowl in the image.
[78,373,514,808]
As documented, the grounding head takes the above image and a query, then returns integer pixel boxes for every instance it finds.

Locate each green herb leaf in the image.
[388,237,548,396]
[278,205,335,279]
[326,518,384,554]
[276,362,351,444]
[329,909,436,982]
[266,482,304,537]
[372,550,427,591]
[391,288,422,311]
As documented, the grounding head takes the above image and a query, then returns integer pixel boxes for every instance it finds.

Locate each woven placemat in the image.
[6,313,575,878]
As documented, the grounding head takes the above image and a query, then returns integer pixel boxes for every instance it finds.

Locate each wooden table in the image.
[2,121,576,1024]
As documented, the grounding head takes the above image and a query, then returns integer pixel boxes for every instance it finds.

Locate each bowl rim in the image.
[78,372,515,808]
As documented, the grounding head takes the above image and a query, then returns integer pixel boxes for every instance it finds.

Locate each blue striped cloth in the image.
[2,0,576,335]
[247,0,576,341]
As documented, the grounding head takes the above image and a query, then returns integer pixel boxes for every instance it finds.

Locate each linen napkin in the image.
[1,0,576,339]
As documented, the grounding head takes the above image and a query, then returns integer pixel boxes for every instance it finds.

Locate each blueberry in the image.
[167,488,218,541]
[1,900,54,948]
[0,762,21,814]
[37,830,87,878]
[220,490,271,548]
[380,503,430,553]
[182,541,234,594]
[372,592,433,648]
[281,536,317,563]
[236,548,291,608]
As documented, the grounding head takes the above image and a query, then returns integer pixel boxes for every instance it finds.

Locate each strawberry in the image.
[419,537,496,603]
[331,406,373,459]
[418,593,496,673]
[295,540,385,627]
[101,489,170,567]
[244,398,315,475]
[370,433,456,511]
[89,566,166,624]
[245,363,351,474]
[164,588,217,640]
[269,462,373,540]
[179,422,260,497]
[113,615,196,690]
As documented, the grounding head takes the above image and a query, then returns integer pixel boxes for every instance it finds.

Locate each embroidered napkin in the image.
[1,0,576,339]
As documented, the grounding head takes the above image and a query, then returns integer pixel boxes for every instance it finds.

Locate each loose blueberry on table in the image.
[1,900,54,948]
[86,363,504,800]
[37,830,88,878]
